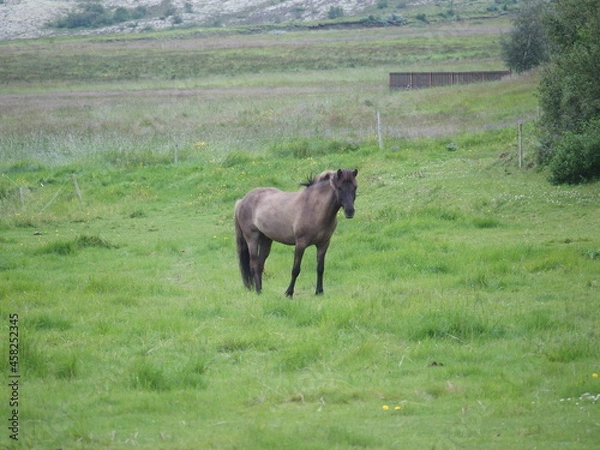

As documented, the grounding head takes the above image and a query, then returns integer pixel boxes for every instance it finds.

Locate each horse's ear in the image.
[337,169,343,179]
[353,169,358,177]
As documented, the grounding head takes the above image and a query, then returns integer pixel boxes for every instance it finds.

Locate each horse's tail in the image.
[235,210,253,290]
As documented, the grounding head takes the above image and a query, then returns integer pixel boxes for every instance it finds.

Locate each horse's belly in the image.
[253,191,297,245]
[256,216,296,245]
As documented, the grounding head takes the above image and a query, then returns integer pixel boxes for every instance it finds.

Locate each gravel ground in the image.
[0,0,377,41]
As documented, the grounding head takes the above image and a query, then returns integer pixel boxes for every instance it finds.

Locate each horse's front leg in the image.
[285,244,306,297]
[315,241,330,295]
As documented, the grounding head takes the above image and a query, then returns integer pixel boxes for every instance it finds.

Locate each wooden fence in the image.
[389,70,511,90]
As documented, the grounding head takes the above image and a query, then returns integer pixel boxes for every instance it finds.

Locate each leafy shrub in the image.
[327,6,344,20]
[537,0,600,183]
[548,120,600,184]
[54,2,113,29]
[416,13,429,23]
[361,14,406,26]
[112,7,130,23]
[53,1,150,29]
[131,6,149,20]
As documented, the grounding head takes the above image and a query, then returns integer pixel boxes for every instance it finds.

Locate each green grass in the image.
[1,17,599,450]
[0,19,509,85]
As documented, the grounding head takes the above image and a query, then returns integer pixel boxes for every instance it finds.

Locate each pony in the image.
[235,169,358,297]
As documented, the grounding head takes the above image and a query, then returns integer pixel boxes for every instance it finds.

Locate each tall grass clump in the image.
[406,307,506,342]
[35,234,116,255]
[269,138,360,159]
[130,352,210,392]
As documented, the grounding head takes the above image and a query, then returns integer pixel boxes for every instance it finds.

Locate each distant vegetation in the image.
[327,6,345,19]
[51,0,185,29]
[44,0,521,33]
[537,0,600,184]
[501,0,600,184]
[53,2,148,29]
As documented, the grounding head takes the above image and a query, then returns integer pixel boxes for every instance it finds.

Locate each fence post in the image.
[18,187,25,211]
[2,174,26,210]
[377,111,384,149]
[518,122,523,169]
[71,174,84,203]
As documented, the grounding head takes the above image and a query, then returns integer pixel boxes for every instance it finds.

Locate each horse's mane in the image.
[300,170,335,188]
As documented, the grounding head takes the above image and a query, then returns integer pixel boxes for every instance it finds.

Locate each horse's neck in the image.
[312,182,340,220]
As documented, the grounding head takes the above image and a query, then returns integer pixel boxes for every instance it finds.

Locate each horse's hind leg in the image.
[255,234,272,293]
[242,231,261,293]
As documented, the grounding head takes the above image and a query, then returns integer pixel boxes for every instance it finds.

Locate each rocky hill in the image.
[0,0,381,40]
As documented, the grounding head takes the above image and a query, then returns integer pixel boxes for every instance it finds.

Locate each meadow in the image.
[1,18,599,449]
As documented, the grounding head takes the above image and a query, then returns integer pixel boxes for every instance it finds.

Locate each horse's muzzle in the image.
[344,207,355,219]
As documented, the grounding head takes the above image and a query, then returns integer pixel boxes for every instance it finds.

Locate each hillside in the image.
[0,0,514,41]
[1,0,372,40]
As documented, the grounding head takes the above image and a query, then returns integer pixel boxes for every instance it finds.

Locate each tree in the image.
[537,0,600,183]
[500,0,549,73]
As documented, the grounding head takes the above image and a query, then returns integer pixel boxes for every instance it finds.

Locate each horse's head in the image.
[332,169,358,218]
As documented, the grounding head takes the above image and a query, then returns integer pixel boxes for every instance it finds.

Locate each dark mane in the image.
[300,170,334,188]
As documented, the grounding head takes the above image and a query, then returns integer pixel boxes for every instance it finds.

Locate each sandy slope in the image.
[0,0,71,40]
[0,0,376,41]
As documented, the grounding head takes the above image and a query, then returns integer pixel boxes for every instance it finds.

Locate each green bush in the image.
[327,6,344,20]
[54,2,113,29]
[112,7,131,23]
[54,2,150,29]
[537,0,600,183]
[548,120,600,184]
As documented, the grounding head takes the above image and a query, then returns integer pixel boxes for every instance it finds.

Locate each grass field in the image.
[1,16,599,450]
